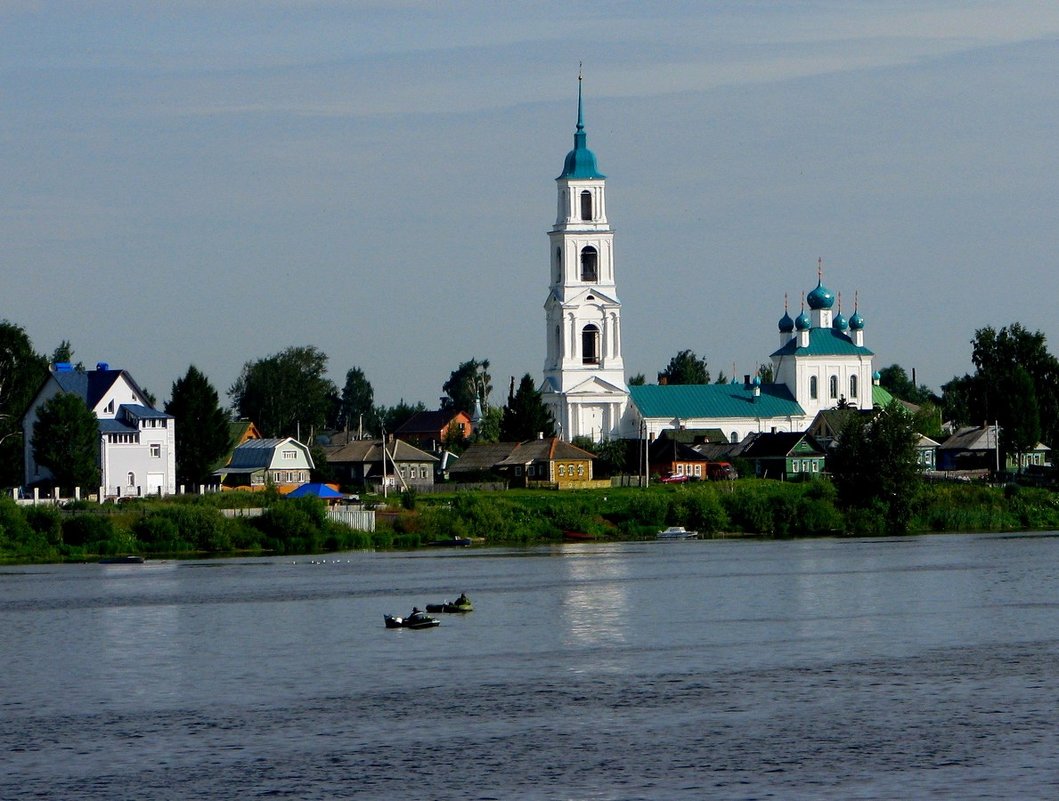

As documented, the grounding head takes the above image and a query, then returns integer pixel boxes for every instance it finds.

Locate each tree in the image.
[31,391,100,492]
[658,349,710,385]
[229,346,337,439]
[165,365,232,486]
[500,374,556,442]
[0,321,47,486]
[338,367,374,433]
[829,402,921,534]
[878,364,934,405]
[474,406,503,443]
[442,358,492,414]
[941,324,1059,464]
[757,363,775,384]
[628,373,646,386]
[376,399,426,434]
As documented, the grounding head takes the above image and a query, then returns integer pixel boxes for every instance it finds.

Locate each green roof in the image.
[771,328,874,358]
[558,79,605,180]
[629,383,805,420]
[872,384,894,406]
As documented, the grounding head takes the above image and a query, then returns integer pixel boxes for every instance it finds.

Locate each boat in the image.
[427,536,472,547]
[384,612,441,629]
[99,555,146,564]
[656,526,699,540]
[426,595,473,613]
[562,530,595,542]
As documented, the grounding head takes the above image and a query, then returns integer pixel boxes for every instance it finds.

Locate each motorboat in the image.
[427,536,472,547]
[384,612,440,629]
[99,555,146,564]
[656,526,699,540]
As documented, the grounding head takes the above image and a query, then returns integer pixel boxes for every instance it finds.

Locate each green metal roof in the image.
[770,327,875,358]
[871,384,894,406]
[558,78,605,180]
[629,383,805,420]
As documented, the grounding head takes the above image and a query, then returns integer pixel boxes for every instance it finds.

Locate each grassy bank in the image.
[2,480,1058,564]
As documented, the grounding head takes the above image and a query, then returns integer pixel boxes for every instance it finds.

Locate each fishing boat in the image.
[384,611,441,629]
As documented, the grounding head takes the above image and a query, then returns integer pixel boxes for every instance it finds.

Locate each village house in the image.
[21,362,176,498]
[214,437,313,492]
[393,409,473,449]
[323,438,438,491]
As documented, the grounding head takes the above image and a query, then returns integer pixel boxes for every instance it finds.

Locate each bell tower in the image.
[542,74,629,441]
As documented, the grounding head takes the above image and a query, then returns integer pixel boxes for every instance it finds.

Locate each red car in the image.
[659,473,689,484]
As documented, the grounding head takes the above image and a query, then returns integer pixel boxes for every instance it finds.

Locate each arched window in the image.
[829,375,838,399]
[730,431,738,444]
[581,324,600,364]
[850,374,858,398]
[809,376,818,399]
[580,190,593,221]
[554,247,562,282]
[127,472,135,487]
[580,246,598,282]
[554,324,561,360]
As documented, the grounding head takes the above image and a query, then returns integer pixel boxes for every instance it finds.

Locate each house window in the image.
[580,190,592,221]
[150,444,160,458]
[558,464,565,477]
[528,465,535,477]
[582,325,600,364]
[810,376,818,399]
[676,464,684,475]
[515,467,522,476]
[580,246,598,282]
[791,461,799,473]
[694,464,702,477]
[577,464,584,477]
[829,375,838,399]
[283,450,297,460]
[106,400,115,414]
[812,461,819,473]
[850,374,858,398]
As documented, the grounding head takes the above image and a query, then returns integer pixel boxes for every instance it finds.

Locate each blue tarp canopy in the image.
[286,483,344,499]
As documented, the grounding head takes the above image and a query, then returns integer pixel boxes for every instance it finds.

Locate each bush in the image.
[62,514,116,547]
[23,505,62,547]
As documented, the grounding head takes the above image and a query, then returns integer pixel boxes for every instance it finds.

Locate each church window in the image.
[810,376,818,399]
[829,375,838,399]
[730,431,738,444]
[150,444,160,458]
[850,374,858,398]
[580,246,598,282]
[554,247,562,282]
[581,325,600,364]
[127,472,136,487]
[580,190,593,221]
[554,325,561,359]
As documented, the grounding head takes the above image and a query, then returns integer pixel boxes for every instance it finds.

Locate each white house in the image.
[22,362,176,497]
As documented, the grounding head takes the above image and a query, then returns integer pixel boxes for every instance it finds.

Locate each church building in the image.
[540,77,631,441]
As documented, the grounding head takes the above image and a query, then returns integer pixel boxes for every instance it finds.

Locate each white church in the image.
[541,80,887,444]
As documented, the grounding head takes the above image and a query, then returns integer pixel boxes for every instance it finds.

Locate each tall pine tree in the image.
[165,365,232,486]
[500,374,556,442]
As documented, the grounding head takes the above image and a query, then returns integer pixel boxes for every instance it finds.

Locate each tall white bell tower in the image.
[541,75,630,442]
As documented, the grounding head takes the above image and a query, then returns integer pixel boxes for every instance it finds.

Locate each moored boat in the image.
[656,526,699,540]
[99,555,146,564]
[426,593,473,613]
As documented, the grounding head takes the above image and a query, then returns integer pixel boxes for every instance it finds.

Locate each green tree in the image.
[659,349,710,385]
[500,374,556,442]
[165,365,232,486]
[229,346,337,439]
[474,406,503,443]
[757,363,775,384]
[829,402,920,534]
[0,321,48,486]
[441,358,492,414]
[1003,365,1042,471]
[338,367,374,432]
[628,373,646,386]
[878,364,934,404]
[31,392,100,492]
[376,399,426,434]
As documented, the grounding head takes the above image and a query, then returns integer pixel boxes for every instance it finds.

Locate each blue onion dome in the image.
[778,310,795,333]
[873,370,882,381]
[752,375,762,386]
[849,310,865,330]
[806,279,835,310]
[559,76,605,180]
[832,312,849,331]
[795,309,811,330]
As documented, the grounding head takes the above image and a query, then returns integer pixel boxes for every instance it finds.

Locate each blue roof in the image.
[771,327,874,358]
[287,482,343,499]
[629,383,805,420]
[558,78,605,180]
[121,404,172,420]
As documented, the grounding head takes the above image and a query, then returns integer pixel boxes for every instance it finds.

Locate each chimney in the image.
[744,374,751,389]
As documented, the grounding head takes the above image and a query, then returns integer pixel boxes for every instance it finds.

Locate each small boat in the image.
[99,555,146,564]
[562,530,595,542]
[656,526,699,540]
[384,612,441,629]
[426,596,473,613]
[427,536,472,547]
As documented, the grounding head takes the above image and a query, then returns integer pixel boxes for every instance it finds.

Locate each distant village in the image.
[9,83,1055,504]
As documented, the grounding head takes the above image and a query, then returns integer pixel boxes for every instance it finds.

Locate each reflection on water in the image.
[557,547,630,651]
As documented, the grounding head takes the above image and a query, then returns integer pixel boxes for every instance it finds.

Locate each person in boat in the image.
[408,606,423,619]
[454,593,470,607]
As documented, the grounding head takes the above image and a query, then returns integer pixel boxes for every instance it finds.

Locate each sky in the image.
[3,1,1058,411]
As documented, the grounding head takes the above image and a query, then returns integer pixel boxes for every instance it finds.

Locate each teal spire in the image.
[559,70,605,180]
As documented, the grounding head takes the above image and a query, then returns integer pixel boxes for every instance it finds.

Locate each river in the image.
[2,532,1059,800]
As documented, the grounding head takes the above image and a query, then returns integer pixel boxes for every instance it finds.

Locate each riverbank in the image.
[2,479,1058,564]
